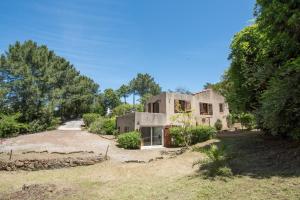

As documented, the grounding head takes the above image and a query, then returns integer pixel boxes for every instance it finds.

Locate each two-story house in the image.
[116,89,229,148]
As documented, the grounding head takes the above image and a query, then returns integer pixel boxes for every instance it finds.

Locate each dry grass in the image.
[0,132,300,200]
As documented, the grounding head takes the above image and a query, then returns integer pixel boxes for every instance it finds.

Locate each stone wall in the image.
[0,155,105,171]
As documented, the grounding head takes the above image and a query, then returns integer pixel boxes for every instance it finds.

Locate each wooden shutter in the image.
[186,101,191,112]
[208,104,213,115]
[174,100,180,113]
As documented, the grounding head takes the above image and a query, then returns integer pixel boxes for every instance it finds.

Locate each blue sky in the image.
[0,0,255,93]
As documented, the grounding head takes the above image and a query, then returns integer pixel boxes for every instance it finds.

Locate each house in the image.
[116,89,229,148]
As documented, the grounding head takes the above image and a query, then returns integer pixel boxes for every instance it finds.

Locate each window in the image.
[174,100,191,113]
[200,103,213,115]
[124,126,130,132]
[153,102,159,113]
[219,103,224,113]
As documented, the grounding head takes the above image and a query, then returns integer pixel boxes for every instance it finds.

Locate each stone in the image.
[15,161,24,167]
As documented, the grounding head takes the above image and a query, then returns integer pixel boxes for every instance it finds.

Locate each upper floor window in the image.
[174,100,191,113]
[219,103,224,113]
[200,103,213,115]
[153,102,159,113]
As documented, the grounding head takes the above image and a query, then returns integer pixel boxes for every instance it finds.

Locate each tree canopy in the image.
[222,0,300,138]
[0,40,99,128]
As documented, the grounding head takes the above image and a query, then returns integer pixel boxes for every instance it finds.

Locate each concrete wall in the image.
[116,112,167,133]
[145,93,167,113]
[116,113,135,133]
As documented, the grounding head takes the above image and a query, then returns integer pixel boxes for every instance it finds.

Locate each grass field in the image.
[0,132,299,200]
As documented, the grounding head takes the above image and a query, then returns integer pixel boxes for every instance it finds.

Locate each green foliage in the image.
[221,1,300,138]
[239,113,256,130]
[129,73,161,97]
[112,104,134,116]
[117,84,130,104]
[0,114,29,137]
[169,127,186,147]
[117,131,141,149]
[190,126,217,145]
[214,119,223,131]
[89,117,116,135]
[258,58,300,138]
[193,144,232,177]
[103,88,121,111]
[0,40,99,131]
[170,125,216,147]
[82,113,101,127]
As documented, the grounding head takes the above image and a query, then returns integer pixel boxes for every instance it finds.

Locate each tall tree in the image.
[117,84,130,104]
[103,88,121,112]
[129,73,161,97]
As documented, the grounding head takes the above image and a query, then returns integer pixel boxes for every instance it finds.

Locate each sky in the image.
[0,0,255,93]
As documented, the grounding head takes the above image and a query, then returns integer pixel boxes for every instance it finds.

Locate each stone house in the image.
[116,89,229,148]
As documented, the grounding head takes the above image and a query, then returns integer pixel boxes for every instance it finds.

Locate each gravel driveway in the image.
[0,130,168,162]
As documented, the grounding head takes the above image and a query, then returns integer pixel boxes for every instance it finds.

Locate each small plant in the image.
[240,113,256,130]
[214,119,223,131]
[193,144,232,177]
[0,113,29,137]
[82,113,101,127]
[117,131,141,149]
[89,117,116,135]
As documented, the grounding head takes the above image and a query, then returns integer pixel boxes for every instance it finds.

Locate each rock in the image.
[15,161,24,167]
[28,163,35,169]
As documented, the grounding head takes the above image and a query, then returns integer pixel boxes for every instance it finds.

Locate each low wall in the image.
[0,155,105,171]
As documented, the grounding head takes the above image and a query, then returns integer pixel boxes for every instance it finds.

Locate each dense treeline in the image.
[219,1,300,138]
[0,41,99,134]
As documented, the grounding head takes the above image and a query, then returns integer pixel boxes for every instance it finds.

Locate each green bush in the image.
[170,125,217,147]
[169,127,186,147]
[117,131,141,149]
[28,114,61,133]
[190,126,217,145]
[214,119,223,131]
[83,113,101,127]
[0,114,29,137]
[89,117,116,135]
[240,113,255,130]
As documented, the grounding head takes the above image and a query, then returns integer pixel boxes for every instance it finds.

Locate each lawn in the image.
[0,132,299,200]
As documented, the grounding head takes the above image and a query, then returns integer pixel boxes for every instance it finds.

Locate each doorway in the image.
[141,127,163,146]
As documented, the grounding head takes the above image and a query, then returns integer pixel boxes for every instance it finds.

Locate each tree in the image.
[223,1,300,138]
[117,84,130,104]
[129,73,161,97]
[0,40,99,129]
[103,88,121,112]
[169,87,192,94]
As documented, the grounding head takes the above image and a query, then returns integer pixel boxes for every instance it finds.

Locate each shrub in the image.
[240,113,255,130]
[82,113,101,127]
[89,117,116,135]
[214,119,223,131]
[170,125,216,147]
[117,131,141,149]
[190,126,217,145]
[169,127,185,147]
[0,114,29,137]
[193,144,232,177]
[28,114,61,133]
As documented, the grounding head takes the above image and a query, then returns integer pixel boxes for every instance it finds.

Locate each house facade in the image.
[116,89,229,148]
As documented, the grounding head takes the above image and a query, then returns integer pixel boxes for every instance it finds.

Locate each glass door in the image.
[152,127,163,145]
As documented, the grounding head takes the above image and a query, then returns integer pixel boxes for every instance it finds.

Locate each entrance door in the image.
[141,127,163,146]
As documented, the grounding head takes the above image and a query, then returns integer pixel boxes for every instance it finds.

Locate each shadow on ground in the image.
[195,131,300,179]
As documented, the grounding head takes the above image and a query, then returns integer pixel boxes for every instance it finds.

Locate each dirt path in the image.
[57,119,83,131]
[0,130,176,162]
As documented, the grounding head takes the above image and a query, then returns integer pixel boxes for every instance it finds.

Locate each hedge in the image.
[117,131,141,149]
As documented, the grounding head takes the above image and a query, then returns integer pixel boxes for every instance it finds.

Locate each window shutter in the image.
[174,100,179,113]
[208,104,213,115]
[186,101,191,111]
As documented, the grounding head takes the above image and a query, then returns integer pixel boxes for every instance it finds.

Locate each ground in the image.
[0,125,300,200]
